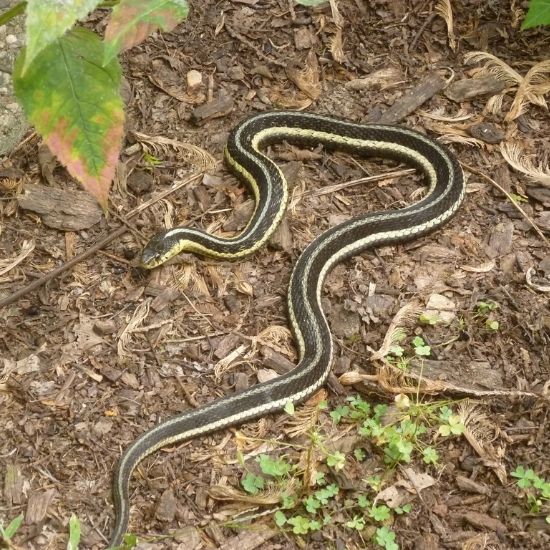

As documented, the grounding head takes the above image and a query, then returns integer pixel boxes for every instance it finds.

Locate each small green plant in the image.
[0,514,23,544]
[419,312,439,326]
[511,466,550,523]
[474,301,500,332]
[375,525,399,550]
[475,301,498,316]
[234,392,467,548]
[509,193,529,203]
[437,406,465,436]
[411,336,431,357]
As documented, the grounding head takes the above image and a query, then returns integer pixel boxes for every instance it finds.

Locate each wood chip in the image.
[260,345,294,374]
[17,183,103,231]
[156,487,177,522]
[455,474,492,495]
[462,511,507,533]
[191,96,234,125]
[4,464,24,506]
[444,76,506,102]
[218,528,278,550]
[484,221,515,259]
[26,488,57,524]
[372,73,446,124]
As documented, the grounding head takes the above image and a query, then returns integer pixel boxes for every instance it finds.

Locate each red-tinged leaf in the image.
[104,0,189,65]
[14,28,124,209]
[23,0,102,73]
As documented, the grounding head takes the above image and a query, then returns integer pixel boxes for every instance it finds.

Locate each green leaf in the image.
[104,0,190,64]
[366,475,382,491]
[2,514,23,540]
[522,0,550,28]
[67,514,81,550]
[414,344,431,357]
[23,0,102,73]
[314,484,339,505]
[388,344,404,357]
[304,496,321,514]
[369,504,391,522]
[357,494,370,508]
[422,446,439,465]
[411,336,426,347]
[274,510,287,527]
[281,493,296,509]
[257,455,291,477]
[346,515,365,530]
[242,473,264,494]
[419,313,438,325]
[438,405,453,422]
[287,515,311,535]
[284,401,295,415]
[354,447,366,461]
[375,526,399,550]
[14,28,124,208]
[395,503,412,515]
[123,533,138,548]
[326,450,346,470]
[0,1,27,27]
[330,405,350,423]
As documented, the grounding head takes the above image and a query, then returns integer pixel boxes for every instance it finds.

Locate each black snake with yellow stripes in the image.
[109,111,464,547]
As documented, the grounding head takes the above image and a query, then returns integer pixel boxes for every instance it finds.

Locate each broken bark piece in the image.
[260,345,295,374]
[269,216,293,252]
[456,475,492,495]
[26,488,57,524]
[485,221,514,259]
[372,73,446,124]
[445,76,506,102]
[4,464,24,506]
[223,199,255,232]
[17,184,103,231]
[155,488,177,522]
[191,96,234,125]
[462,511,507,533]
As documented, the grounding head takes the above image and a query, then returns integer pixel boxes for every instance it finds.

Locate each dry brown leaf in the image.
[132,131,216,169]
[286,50,321,100]
[458,401,507,484]
[419,108,474,122]
[500,142,550,186]
[465,52,550,120]
[464,51,523,86]
[284,389,327,438]
[507,59,550,120]
[0,239,35,277]
[435,0,456,51]
[117,300,151,357]
[329,0,345,63]
[369,302,423,361]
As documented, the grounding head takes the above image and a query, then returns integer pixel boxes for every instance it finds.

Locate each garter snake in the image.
[109,111,464,547]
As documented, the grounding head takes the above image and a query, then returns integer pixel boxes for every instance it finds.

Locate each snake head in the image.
[140,228,185,269]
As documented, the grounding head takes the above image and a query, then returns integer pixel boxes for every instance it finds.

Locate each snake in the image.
[108,111,464,547]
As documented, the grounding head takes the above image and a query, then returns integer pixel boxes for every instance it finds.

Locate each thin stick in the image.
[461,161,548,245]
[0,172,204,309]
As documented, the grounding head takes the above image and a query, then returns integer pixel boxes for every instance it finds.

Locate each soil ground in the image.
[1,1,549,549]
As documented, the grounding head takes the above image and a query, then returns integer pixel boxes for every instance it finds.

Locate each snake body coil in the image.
[109,111,464,547]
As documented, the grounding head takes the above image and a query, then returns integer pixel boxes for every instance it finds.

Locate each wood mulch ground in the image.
[1,1,549,549]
